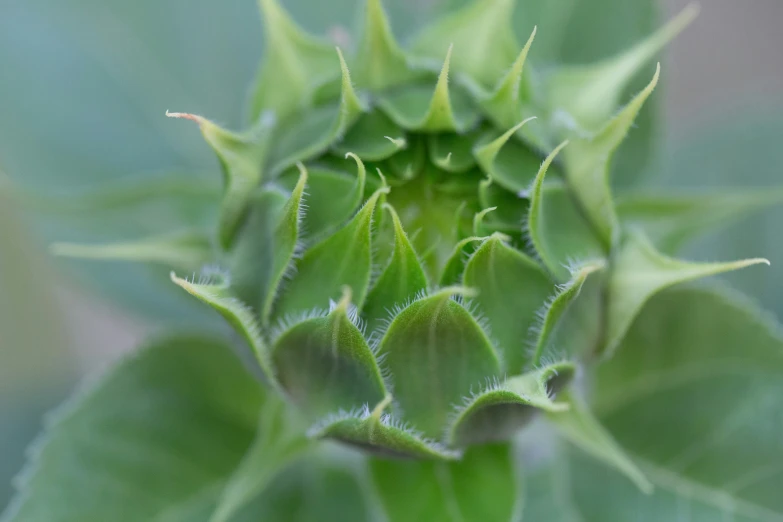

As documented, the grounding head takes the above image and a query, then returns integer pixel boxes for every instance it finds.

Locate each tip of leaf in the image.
[335,285,354,312]
[370,394,393,420]
[434,285,479,300]
[165,110,203,125]
[746,258,771,267]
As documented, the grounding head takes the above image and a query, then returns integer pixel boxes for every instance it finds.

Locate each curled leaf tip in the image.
[165,110,203,124]
[383,136,407,149]
[375,168,389,188]
[747,258,771,267]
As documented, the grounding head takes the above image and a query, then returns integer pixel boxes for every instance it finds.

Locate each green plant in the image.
[4,0,783,520]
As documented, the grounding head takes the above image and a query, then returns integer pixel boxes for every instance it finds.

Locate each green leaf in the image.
[353,0,415,91]
[463,235,553,373]
[527,144,603,280]
[248,0,337,121]
[530,263,604,366]
[310,396,459,460]
[376,287,502,438]
[546,390,652,494]
[370,443,519,522]
[473,118,541,193]
[560,65,659,245]
[377,47,480,132]
[332,110,406,162]
[411,0,518,87]
[272,186,388,319]
[363,204,428,334]
[546,5,697,132]
[617,189,783,254]
[51,230,213,273]
[271,288,387,417]
[166,112,273,249]
[229,170,305,322]
[579,286,783,521]
[210,398,310,522]
[446,362,574,447]
[170,271,277,389]
[2,336,264,522]
[604,231,769,357]
[439,236,485,286]
[281,155,367,239]
[267,48,365,174]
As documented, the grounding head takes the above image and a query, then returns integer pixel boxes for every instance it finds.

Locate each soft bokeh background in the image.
[1,0,781,508]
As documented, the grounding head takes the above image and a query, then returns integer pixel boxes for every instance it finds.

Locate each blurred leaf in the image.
[210,400,310,522]
[652,105,783,319]
[546,390,651,494]
[0,186,77,507]
[370,443,519,522]
[617,189,783,255]
[2,335,265,522]
[234,455,370,522]
[572,286,783,520]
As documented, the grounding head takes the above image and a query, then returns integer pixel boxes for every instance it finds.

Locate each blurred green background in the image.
[1,0,781,508]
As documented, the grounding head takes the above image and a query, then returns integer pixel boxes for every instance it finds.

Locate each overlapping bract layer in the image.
[55,0,769,465]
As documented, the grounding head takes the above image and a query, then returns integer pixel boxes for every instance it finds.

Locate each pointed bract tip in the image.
[512,116,537,133]
[476,206,498,219]
[440,43,454,78]
[551,139,570,157]
[335,46,348,67]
